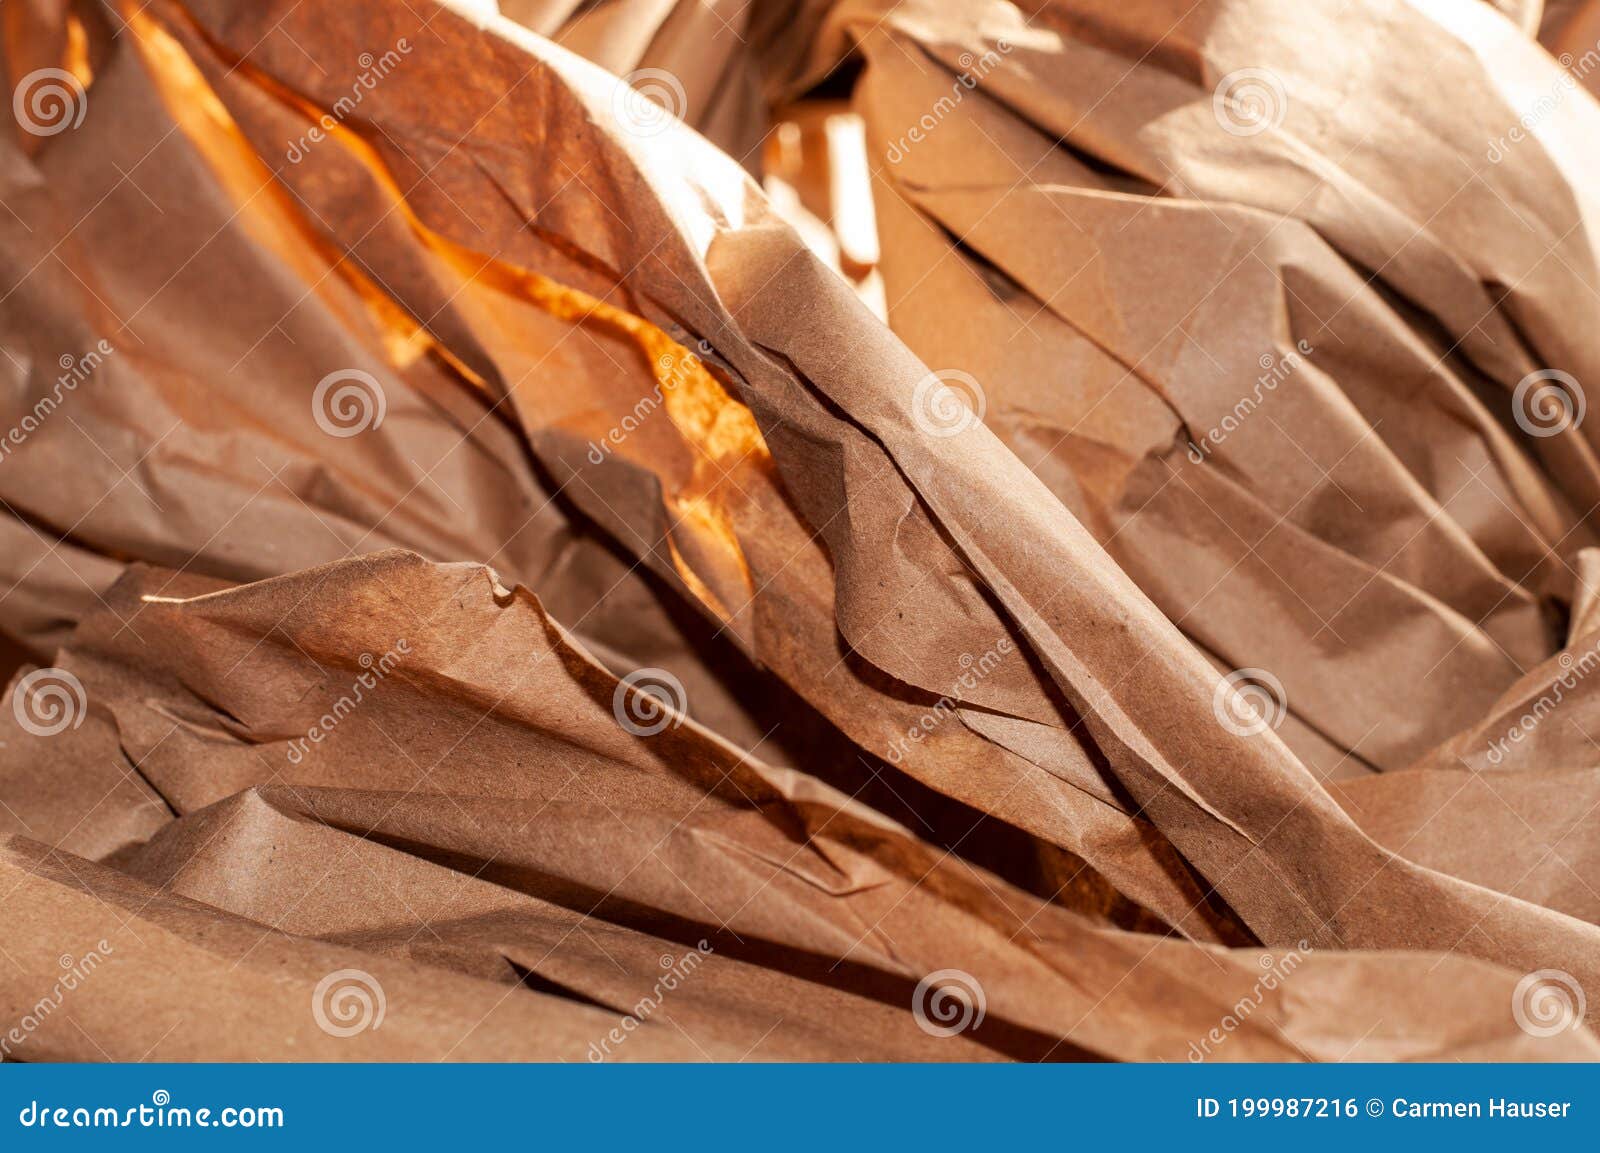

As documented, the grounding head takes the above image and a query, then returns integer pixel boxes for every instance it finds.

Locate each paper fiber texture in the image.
[0,0,1597,1061]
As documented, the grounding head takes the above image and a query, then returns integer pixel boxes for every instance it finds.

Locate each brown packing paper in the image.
[0,0,1597,1061]
[759,0,1600,926]
[120,0,1363,951]
[5,550,1596,1060]
[781,0,1600,775]
[0,836,724,1061]
[3,0,1229,937]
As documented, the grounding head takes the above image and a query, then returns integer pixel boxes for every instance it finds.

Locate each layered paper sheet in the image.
[1,0,1598,1061]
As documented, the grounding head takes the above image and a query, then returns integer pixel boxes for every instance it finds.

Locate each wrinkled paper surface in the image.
[1,0,1599,1061]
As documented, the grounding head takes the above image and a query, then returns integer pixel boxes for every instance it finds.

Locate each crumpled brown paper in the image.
[1,0,1598,1061]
